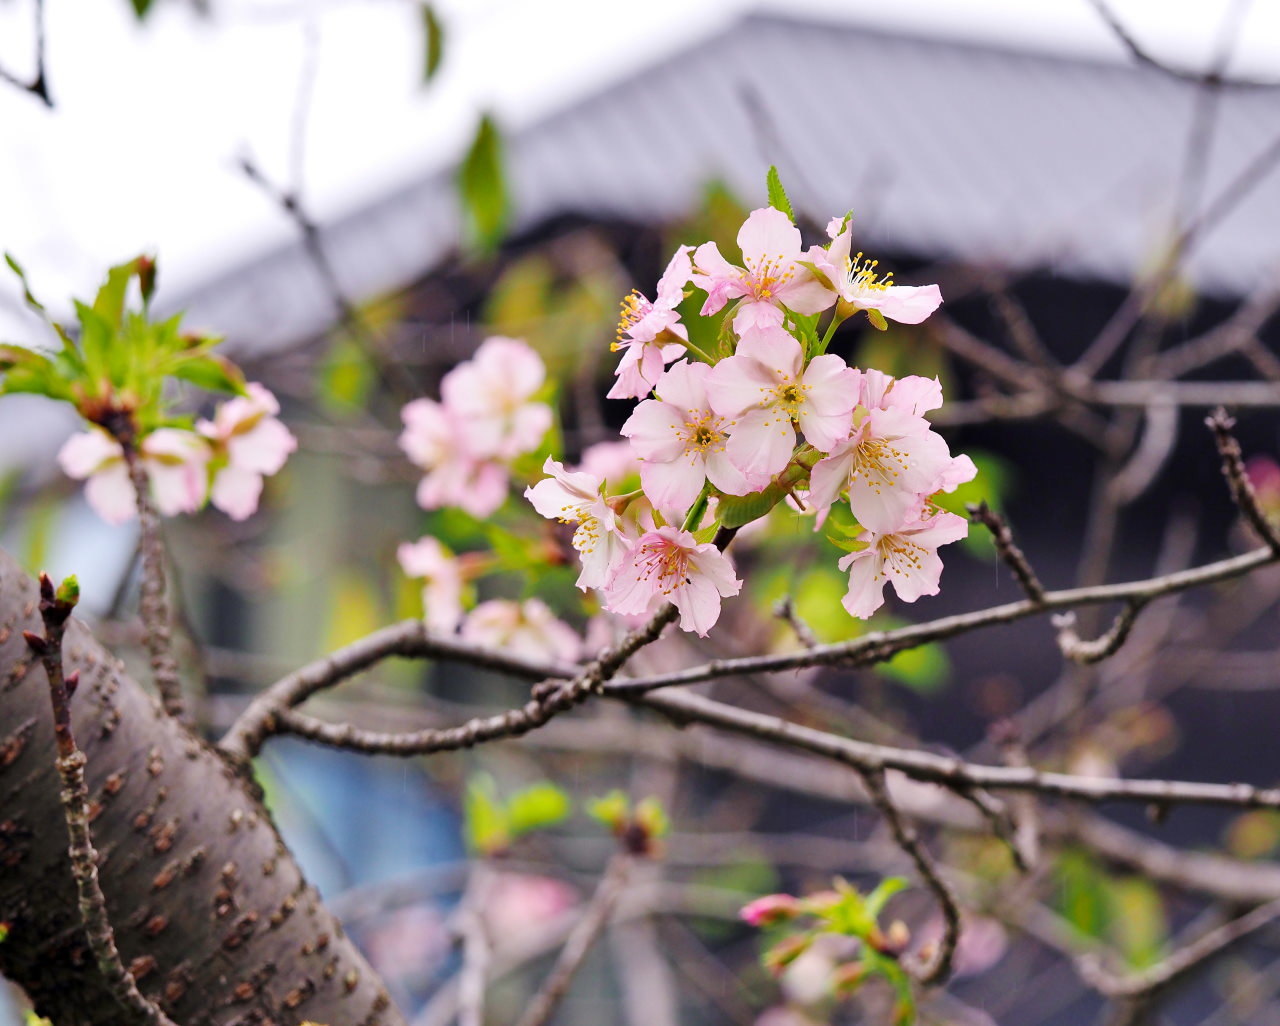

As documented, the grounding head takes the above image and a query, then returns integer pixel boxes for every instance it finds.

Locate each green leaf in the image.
[72,302,114,381]
[4,252,46,314]
[0,344,70,400]
[506,782,571,837]
[1106,877,1166,969]
[130,0,157,19]
[93,259,140,330]
[169,353,247,395]
[421,4,445,83]
[765,165,795,221]
[457,114,509,255]
[463,775,510,856]
[864,876,908,919]
[587,789,629,831]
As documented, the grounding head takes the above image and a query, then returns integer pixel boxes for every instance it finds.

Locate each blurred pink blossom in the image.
[461,599,581,663]
[58,426,210,524]
[397,536,465,633]
[197,382,296,520]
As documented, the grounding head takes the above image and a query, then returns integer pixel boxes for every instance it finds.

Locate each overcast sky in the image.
[0,0,1278,335]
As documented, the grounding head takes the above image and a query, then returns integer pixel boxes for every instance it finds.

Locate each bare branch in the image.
[859,769,960,985]
[514,854,633,1026]
[967,502,1046,603]
[119,438,186,722]
[1054,601,1147,664]
[1207,407,1280,553]
[26,575,177,1026]
[1080,896,1280,1000]
[0,0,51,106]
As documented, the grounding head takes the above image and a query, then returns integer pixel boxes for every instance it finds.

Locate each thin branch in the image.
[25,575,177,1026]
[1085,0,1267,88]
[219,619,575,760]
[967,502,1046,603]
[1206,407,1280,553]
[456,866,493,1026]
[635,688,1280,811]
[0,0,51,106]
[1150,277,1280,380]
[1053,601,1147,664]
[514,854,633,1026]
[859,769,960,985]
[773,595,820,648]
[119,439,186,722]
[1079,895,1280,1000]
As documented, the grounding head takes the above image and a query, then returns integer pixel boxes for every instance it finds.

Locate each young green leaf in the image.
[4,252,47,315]
[169,353,247,395]
[457,113,509,255]
[765,165,795,221]
[421,4,445,83]
[506,782,571,837]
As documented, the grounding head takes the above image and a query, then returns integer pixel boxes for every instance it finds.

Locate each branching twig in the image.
[1079,895,1280,1000]
[967,502,1046,603]
[25,574,177,1026]
[119,439,186,722]
[1053,601,1147,664]
[773,595,819,648]
[513,854,634,1026]
[0,0,51,106]
[1207,407,1280,553]
[859,769,960,985]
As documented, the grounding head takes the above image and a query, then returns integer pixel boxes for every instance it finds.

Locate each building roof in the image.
[169,11,1280,357]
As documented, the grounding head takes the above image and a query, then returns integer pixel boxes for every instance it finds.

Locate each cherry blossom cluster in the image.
[523,206,975,634]
[58,383,297,524]
[399,337,552,518]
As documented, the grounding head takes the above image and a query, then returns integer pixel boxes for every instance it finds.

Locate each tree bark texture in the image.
[0,551,404,1026]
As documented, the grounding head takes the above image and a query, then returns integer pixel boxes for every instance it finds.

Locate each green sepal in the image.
[866,308,889,331]
[421,4,445,83]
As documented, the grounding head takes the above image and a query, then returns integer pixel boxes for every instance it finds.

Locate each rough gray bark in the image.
[0,550,405,1026]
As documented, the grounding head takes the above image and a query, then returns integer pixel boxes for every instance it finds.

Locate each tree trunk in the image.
[0,550,405,1026]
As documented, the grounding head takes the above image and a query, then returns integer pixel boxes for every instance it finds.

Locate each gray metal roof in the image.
[170,12,1280,356]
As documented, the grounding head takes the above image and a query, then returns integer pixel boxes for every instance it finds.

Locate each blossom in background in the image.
[808,217,943,325]
[740,894,801,927]
[608,245,692,400]
[196,382,297,520]
[621,359,755,516]
[58,426,210,525]
[576,440,640,490]
[1246,455,1280,522]
[837,508,969,618]
[397,536,465,633]
[461,598,582,664]
[693,207,836,333]
[440,336,552,458]
[399,398,509,518]
[604,526,742,636]
[707,325,860,478]
[525,458,631,590]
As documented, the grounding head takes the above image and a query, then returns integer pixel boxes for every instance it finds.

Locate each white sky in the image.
[0,0,1278,335]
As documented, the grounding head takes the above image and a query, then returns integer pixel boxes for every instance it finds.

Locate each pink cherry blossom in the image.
[740,894,801,927]
[808,219,942,325]
[397,536,465,633]
[576,441,641,490]
[58,426,210,525]
[860,369,944,417]
[608,245,692,400]
[692,207,836,334]
[621,359,755,516]
[441,337,551,458]
[525,458,632,590]
[460,599,582,663]
[197,383,297,521]
[399,398,509,518]
[604,526,741,636]
[837,508,969,619]
[706,325,860,479]
[808,408,957,533]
